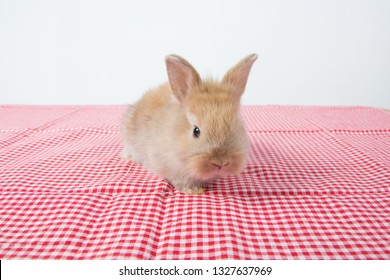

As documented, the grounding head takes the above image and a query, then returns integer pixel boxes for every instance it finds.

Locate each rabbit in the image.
[121,54,258,194]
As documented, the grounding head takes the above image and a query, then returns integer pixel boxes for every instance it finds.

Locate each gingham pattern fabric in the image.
[0,105,389,259]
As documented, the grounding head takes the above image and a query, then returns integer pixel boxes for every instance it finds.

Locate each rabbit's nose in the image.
[212,161,228,170]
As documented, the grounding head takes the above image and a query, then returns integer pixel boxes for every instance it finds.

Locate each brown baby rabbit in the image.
[121,54,258,194]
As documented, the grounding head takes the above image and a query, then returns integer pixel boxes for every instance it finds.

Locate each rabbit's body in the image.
[121,83,196,190]
[121,54,257,194]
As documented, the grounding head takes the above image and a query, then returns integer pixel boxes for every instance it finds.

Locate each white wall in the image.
[0,0,389,108]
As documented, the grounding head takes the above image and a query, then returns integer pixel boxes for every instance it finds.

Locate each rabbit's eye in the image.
[193,126,200,138]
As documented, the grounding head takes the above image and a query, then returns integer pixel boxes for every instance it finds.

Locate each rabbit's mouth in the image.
[192,157,245,181]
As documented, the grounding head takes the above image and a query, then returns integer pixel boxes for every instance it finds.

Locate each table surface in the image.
[0,105,389,259]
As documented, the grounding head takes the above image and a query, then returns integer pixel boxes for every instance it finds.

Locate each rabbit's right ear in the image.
[222,54,258,98]
[165,55,201,103]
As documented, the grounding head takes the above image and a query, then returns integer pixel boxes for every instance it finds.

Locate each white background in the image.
[2,260,389,280]
[0,0,389,108]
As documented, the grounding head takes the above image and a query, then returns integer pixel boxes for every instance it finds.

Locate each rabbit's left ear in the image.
[222,54,258,98]
[165,55,201,103]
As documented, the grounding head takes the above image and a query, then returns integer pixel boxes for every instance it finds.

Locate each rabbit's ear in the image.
[165,55,201,103]
[222,54,258,98]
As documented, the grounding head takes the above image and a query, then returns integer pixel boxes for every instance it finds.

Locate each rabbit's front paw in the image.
[172,179,206,195]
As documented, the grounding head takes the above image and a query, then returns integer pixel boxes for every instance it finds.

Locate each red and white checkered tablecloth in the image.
[0,105,389,259]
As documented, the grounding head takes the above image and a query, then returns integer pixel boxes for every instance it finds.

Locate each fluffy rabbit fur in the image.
[121,54,257,194]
